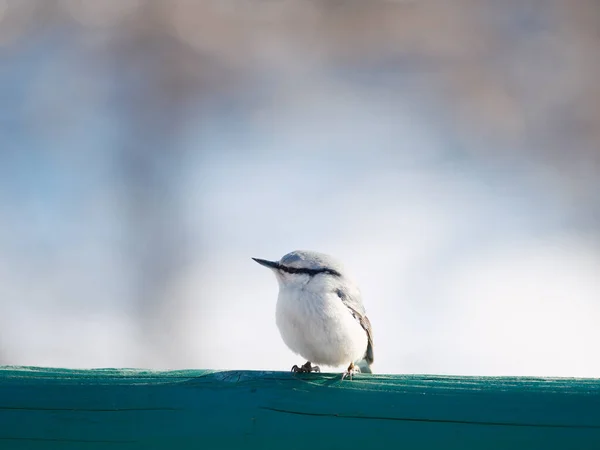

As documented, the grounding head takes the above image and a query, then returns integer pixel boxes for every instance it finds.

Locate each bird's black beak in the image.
[252,258,280,270]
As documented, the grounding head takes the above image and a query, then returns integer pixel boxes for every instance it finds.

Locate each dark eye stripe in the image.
[279,265,341,277]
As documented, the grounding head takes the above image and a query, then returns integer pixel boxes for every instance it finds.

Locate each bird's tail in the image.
[356,359,372,374]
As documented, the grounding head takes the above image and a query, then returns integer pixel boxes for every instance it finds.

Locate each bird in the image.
[252,250,374,379]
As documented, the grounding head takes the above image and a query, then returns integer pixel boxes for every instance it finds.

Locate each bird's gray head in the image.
[252,250,346,288]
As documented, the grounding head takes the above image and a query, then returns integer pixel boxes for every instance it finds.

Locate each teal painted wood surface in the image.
[1,367,599,449]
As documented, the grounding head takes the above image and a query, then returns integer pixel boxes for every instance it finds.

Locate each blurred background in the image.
[1,0,599,377]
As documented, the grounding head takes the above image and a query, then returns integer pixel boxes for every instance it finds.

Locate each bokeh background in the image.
[1,0,599,377]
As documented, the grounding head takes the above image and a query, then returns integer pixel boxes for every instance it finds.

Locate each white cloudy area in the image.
[171,90,600,377]
[0,1,599,377]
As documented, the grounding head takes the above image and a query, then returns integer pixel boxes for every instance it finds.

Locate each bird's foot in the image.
[342,362,361,381]
[291,361,320,373]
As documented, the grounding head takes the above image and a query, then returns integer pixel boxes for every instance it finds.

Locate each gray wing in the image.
[336,287,374,364]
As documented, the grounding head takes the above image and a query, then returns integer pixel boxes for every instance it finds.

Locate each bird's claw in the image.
[291,361,320,373]
[342,363,361,380]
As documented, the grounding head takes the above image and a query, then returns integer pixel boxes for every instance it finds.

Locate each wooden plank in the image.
[0,366,599,449]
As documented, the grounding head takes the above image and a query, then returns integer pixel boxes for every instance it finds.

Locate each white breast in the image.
[275,286,368,368]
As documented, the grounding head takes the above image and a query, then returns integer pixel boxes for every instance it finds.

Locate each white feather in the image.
[275,276,368,367]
